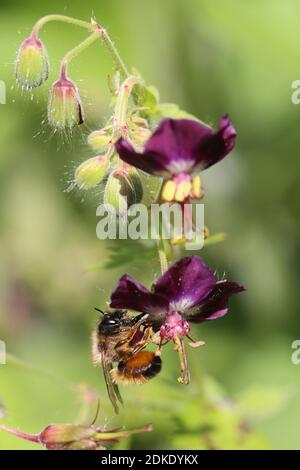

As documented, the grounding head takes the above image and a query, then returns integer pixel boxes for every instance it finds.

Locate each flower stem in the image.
[32,15,129,79]
[0,425,40,443]
[32,15,93,35]
[156,237,169,274]
[114,75,141,139]
[95,22,129,79]
[60,31,101,77]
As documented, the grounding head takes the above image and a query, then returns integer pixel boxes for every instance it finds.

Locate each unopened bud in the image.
[48,71,84,130]
[40,424,95,450]
[15,33,49,90]
[104,167,143,214]
[131,116,149,127]
[75,156,109,190]
[130,125,152,147]
[87,130,112,152]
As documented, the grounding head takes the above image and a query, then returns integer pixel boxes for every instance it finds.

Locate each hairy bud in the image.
[48,71,84,130]
[75,156,109,190]
[15,33,49,90]
[130,125,152,147]
[87,130,112,152]
[104,167,143,214]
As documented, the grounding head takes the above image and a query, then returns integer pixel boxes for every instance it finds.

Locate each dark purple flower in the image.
[115,116,237,202]
[110,256,244,384]
[110,256,244,336]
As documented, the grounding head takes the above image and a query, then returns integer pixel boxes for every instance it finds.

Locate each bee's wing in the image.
[101,354,123,414]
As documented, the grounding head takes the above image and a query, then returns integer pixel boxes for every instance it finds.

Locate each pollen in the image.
[192,175,202,199]
[162,179,176,202]
[175,181,192,202]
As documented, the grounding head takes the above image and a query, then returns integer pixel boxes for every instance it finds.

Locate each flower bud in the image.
[131,116,149,127]
[15,34,49,90]
[130,125,152,147]
[75,156,109,190]
[40,424,95,450]
[48,72,84,130]
[104,167,143,214]
[0,421,152,451]
[87,130,112,152]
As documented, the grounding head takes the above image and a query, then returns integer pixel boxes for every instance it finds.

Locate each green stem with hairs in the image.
[96,23,129,78]
[60,31,101,77]
[114,75,141,138]
[32,15,93,35]
[156,237,169,274]
[32,15,129,79]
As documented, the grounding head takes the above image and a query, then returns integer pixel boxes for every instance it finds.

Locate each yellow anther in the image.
[175,181,192,202]
[171,235,186,246]
[162,179,176,202]
[192,175,202,199]
[204,226,209,239]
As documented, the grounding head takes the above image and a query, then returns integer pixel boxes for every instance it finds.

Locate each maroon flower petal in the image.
[195,115,237,171]
[115,117,236,178]
[110,274,169,316]
[184,280,245,322]
[153,256,216,313]
[115,138,170,176]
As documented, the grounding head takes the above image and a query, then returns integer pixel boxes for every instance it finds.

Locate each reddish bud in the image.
[48,70,84,130]
[15,33,49,90]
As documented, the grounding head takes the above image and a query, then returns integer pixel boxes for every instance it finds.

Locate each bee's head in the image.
[97,310,133,336]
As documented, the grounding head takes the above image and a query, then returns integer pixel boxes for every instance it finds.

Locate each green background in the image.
[0,0,299,450]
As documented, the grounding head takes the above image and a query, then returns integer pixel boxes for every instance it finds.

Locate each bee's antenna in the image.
[94,307,104,315]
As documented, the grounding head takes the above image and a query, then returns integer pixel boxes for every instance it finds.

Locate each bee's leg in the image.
[174,336,190,385]
[116,314,150,349]
[131,326,154,354]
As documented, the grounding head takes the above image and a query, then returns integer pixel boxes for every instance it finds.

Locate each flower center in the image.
[159,311,190,341]
[161,174,202,202]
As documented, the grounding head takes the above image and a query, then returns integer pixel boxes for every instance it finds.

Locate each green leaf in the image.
[156,102,201,121]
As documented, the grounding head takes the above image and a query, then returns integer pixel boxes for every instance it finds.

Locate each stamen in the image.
[162,179,176,202]
[174,336,190,385]
[175,181,192,202]
[192,175,202,198]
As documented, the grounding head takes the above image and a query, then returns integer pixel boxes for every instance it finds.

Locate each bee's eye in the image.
[107,319,116,324]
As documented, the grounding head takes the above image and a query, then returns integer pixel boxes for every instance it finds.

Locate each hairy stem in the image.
[96,23,129,78]
[32,15,93,35]
[60,31,101,77]
[32,15,129,79]
[156,237,169,274]
[114,75,141,139]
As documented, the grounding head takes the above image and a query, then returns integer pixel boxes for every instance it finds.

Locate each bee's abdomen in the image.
[112,351,162,385]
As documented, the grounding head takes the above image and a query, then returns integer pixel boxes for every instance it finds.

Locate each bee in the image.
[92,309,162,413]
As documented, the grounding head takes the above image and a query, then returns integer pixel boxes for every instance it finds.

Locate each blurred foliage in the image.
[0,0,300,450]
